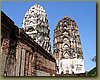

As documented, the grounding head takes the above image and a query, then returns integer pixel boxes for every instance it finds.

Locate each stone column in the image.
[20,48,26,76]
[15,46,21,76]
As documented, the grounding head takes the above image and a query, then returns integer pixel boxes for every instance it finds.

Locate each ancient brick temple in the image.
[1,3,86,76]
[53,16,85,75]
[1,11,56,76]
[22,4,51,53]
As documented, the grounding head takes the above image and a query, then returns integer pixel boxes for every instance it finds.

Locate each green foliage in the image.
[87,67,96,77]
[92,56,96,62]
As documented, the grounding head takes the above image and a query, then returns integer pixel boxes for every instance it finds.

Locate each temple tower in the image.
[22,4,51,53]
[53,16,85,74]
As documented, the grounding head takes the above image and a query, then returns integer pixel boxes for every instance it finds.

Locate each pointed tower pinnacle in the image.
[22,4,51,54]
[53,16,85,75]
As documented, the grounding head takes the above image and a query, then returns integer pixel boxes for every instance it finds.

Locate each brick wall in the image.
[1,11,56,76]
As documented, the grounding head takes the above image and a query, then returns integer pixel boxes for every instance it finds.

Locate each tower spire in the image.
[22,4,51,54]
[53,16,85,75]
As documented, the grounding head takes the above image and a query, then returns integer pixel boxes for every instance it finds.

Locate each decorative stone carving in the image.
[22,4,51,53]
[53,16,85,75]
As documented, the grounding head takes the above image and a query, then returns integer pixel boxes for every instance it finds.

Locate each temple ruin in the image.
[53,16,85,75]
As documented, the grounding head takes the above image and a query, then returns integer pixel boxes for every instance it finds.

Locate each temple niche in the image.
[22,4,51,53]
[53,16,85,75]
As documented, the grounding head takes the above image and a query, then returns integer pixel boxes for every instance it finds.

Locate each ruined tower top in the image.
[22,4,51,53]
[22,4,47,28]
[53,16,85,74]
[54,16,83,59]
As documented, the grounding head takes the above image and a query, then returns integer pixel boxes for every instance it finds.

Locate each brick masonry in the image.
[1,11,56,76]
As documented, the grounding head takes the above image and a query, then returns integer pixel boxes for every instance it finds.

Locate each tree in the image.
[92,56,96,62]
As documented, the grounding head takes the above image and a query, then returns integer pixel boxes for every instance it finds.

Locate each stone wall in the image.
[1,11,56,76]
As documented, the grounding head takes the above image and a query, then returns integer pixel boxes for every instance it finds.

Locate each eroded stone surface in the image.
[22,4,51,53]
[1,11,56,76]
[53,16,85,74]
